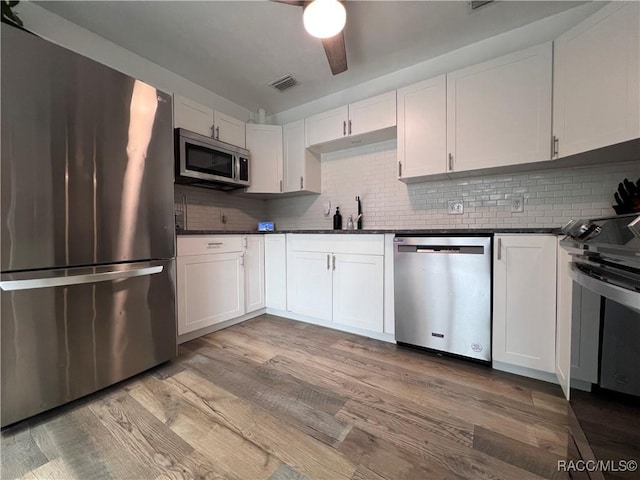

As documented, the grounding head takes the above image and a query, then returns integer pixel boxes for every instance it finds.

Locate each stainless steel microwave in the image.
[175,128,250,190]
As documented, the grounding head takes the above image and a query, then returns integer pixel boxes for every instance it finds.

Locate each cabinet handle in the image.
[215,126,220,140]
[332,255,336,271]
[280,180,283,192]
[207,242,223,248]
[343,121,346,136]
[448,153,453,171]
[327,254,330,270]
[210,124,215,137]
[348,120,352,135]
[240,253,244,267]
[398,162,402,178]
[242,237,248,249]
[300,176,304,190]
[497,238,502,260]
[552,135,559,158]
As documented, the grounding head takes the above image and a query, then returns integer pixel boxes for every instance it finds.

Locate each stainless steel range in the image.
[560,214,640,478]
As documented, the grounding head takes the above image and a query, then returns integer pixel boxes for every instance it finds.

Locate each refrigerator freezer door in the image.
[1,26,174,272]
[1,259,177,427]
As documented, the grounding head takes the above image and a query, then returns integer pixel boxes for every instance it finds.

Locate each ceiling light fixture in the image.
[303,0,346,39]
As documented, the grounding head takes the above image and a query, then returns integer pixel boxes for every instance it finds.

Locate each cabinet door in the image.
[493,235,557,372]
[397,75,447,178]
[176,252,244,335]
[283,120,321,193]
[245,124,283,194]
[348,91,396,137]
[332,254,384,332]
[244,236,265,313]
[174,95,214,137]
[214,110,246,148]
[265,234,287,310]
[305,105,348,147]
[287,251,333,321]
[553,2,639,158]
[447,43,552,172]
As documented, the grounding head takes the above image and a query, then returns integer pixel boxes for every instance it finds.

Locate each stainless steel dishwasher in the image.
[394,236,492,362]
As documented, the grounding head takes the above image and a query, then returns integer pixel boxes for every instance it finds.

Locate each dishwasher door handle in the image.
[398,245,485,254]
[416,247,461,254]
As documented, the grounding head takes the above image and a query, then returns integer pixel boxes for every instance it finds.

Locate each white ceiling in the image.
[36,1,592,115]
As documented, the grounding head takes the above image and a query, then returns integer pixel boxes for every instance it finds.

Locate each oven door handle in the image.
[570,263,640,314]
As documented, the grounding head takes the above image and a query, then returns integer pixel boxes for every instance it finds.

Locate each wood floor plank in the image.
[129,375,281,480]
[339,427,467,480]
[336,399,547,480]
[166,369,358,480]
[88,389,195,479]
[183,351,353,447]
[268,464,310,480]
[17,457,74,480]
[472,425,569,480]
[268,347,541,447]
[188,336,348,416]
[0,424,49,480]
[332,338,537,405]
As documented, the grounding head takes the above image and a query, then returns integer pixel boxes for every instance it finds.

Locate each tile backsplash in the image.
[267,140,640,230]
[175,141,638,232]
[174,184,267,231]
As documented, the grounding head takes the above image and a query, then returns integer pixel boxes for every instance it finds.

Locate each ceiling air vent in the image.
[269,74,298,92]
[470,1,494,10]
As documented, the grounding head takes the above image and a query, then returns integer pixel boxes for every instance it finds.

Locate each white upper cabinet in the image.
[174,95,214,138]
[397,74,447,179]
[214,110,246,148]
[305,105,348,147]
[348,91,397,137]
[553,2,640,158]
[283,119,321,194]
[305,91,396,152]
[447,42,553,173]
[245,124,283,194]
[174,95,246,148]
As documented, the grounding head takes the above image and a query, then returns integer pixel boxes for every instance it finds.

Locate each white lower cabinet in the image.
[177,250,244,335]
[244,235,265,313]
[493,234,557,373]
[177,235,265,336]
[286,235,385,333]
[332,254,384,332]
[265,234,287,310]
[287,251,333,321]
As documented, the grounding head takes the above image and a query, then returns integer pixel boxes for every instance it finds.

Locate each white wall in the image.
[268,2,604,124]
[16,2,251,121]
[267,141,640,230]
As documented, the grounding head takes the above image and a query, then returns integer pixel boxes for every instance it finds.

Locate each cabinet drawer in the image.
[177,235,243,256]
[287,234,384,255]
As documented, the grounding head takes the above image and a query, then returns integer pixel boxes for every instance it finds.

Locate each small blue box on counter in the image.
[258,221,275,232]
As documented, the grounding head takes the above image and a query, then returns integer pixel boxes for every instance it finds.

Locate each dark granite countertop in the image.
[177,228,560,235]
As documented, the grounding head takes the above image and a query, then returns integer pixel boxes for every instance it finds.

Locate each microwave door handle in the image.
[235,156,240,180]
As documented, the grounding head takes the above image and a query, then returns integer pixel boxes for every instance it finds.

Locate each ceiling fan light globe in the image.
[303,0,346,39]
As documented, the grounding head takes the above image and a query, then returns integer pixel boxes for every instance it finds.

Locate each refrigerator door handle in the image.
[0,265,163,291]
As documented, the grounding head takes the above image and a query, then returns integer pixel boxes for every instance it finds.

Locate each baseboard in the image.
[177,308,266,344]
[266,308,396,344]
[492,360,559,384]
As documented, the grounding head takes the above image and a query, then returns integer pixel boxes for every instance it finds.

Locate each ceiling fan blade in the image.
[271,0,305,6]
[321,31,347,75]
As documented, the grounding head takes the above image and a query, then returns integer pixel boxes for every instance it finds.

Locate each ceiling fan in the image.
[273,0,348,75]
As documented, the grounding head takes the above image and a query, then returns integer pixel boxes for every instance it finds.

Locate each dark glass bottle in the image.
[333,207,342,230]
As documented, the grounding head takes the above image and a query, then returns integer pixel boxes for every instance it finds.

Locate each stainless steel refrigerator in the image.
[1,26,177,427]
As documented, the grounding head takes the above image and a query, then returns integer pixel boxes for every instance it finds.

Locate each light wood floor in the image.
[2,315,571,480]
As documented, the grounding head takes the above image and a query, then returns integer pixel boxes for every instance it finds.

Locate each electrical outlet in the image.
[511,196,524,213]
[448,200,464,215]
